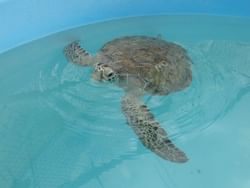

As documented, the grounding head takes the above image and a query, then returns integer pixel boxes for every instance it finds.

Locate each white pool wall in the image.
[1,0,250,53]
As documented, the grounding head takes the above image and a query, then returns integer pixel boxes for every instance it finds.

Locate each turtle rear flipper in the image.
[121,95,188,163]
[64,41,94,66]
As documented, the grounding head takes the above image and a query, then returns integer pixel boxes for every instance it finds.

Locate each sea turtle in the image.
[64,36,192,163]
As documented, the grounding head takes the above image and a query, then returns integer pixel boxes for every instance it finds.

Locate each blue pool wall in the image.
[1,0,250,54]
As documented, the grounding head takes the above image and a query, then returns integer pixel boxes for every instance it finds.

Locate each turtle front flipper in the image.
[121,95,188,163]
[64,41,94,66]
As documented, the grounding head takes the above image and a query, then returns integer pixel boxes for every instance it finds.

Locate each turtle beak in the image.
[92,71,103,82]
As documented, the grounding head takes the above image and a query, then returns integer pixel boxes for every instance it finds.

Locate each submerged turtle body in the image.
[64,36,192,163]
[97,36,192,95]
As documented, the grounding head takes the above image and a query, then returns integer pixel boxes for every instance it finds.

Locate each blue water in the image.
[0,15,250,188]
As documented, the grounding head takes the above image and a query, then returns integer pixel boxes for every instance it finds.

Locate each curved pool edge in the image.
[1,13,250,55]
[1,0,250,54]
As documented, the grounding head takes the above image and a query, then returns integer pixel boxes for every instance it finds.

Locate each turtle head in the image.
[92,63,118,83]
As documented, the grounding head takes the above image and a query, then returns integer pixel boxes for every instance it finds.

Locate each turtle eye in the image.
[106,71,117,82]
[107,72,114,77]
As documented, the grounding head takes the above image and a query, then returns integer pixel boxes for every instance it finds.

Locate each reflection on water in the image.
[0,15,250,188]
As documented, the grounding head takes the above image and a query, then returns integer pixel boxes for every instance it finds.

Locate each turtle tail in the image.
[121,95,188,163]
[64,41,94,66]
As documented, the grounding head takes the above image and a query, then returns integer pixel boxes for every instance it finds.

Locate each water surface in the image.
[0,15,250,188]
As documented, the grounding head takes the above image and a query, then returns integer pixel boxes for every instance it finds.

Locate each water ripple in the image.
[145,40,250,139]
[35,40,250,141]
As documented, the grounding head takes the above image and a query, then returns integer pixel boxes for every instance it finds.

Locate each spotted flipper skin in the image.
[121,95,188,163]
[64,41,93,66]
